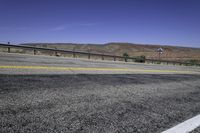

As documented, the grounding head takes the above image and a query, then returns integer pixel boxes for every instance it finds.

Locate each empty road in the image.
[0,52,199,74]
[0,52,200,133]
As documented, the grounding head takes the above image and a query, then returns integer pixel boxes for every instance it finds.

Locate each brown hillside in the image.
[21,43,200,62]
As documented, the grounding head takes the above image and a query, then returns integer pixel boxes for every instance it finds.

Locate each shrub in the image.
[184,59,199,66]
[123,53,129,62]
[135,55,146,63]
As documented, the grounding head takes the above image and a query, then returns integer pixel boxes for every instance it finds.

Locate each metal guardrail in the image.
[0,43,129,60]
[0,43,199,66]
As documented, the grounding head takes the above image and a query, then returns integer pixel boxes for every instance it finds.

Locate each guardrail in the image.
[0,43,128,60]
[0,43,199,66]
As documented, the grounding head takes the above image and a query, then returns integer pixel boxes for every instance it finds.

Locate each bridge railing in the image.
[0,43,199,66]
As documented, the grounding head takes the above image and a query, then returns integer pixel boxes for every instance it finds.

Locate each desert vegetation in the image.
[20,43,200,62]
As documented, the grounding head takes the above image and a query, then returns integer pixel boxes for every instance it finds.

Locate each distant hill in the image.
[21,43,200,62]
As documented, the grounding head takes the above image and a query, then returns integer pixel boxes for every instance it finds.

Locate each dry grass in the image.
[21,43,200,62]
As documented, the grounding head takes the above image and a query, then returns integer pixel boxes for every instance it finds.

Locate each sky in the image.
[0,0,200,47]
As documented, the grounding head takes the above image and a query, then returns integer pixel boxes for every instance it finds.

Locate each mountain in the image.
[21,42,200,62]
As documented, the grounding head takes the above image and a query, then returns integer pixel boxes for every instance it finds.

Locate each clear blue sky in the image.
[0,0,200,47]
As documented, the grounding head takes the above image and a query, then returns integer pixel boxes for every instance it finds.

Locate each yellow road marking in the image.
[0,65,198,74]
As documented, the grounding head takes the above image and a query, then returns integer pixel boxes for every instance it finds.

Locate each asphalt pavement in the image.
[0,52,199,74]
[0,52,200,133]
[191,126,200,133]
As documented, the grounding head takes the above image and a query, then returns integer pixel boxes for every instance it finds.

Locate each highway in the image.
[0,52,200,133]
[0,52,200,74]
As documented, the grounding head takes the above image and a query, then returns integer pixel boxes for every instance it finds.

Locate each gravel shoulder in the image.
[1,74,200,133]
[190,126,200,133]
